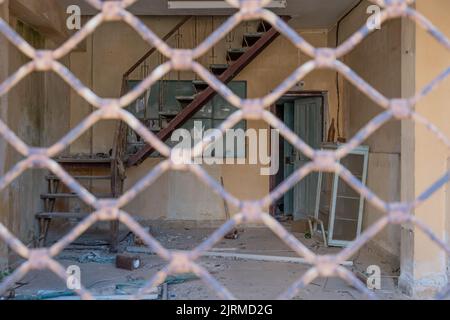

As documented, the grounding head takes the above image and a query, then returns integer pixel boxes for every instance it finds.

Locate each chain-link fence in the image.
[0,0,449,300]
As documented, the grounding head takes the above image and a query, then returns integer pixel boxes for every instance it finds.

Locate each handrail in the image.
[123,15,192,80]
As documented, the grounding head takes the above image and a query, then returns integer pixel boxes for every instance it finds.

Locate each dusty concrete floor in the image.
[7,223,408,300]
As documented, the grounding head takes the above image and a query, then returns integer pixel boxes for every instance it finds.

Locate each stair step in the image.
[128,142,147,147]
[242,32,264,47]
[56,156,112,168]
[176,95,196,109]
[192,80,209,93]
[159,111,179,118]
[36,212,90,220]
[209,64,229,76]
[226,48,246,62]
[46,175,112,181]
[257,20,272,33]
[41,193,113,199]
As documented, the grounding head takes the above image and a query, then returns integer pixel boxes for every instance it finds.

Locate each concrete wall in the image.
[0,0,10,270]
[329,0,402,259]
[5,17,46,249]
[69,17,339,221]
[0,1,70,268]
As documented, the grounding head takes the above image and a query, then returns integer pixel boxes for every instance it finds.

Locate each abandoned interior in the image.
[0,0,449,300]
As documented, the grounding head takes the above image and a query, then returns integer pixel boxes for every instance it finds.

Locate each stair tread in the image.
[227,48,247,61]
[210,64,229,75]
[175,95,196,100]
[41,193,113,199]
[36,212,91,219]
[242,32,264,46]
[55,157,113,168]
[159,111,179,118]
[176,95,196,109]
[46,175,112,180]
[227,48,246,53]
[192,80,209,93]
[244,32,265,37]
[209,64,229,68]
[192,80,207,85]
[56,157,112,163]
[257,20,272,32]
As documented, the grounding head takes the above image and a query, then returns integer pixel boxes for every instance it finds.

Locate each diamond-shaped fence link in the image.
[0,0,449,300]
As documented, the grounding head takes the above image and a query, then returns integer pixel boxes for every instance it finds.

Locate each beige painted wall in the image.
[415,0,450,280]
[329,0,402,258]
[69,17,338,221]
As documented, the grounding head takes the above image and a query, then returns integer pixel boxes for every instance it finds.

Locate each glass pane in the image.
[161,80,195,114]
[213,96,234,119]
[147,82,161,119]
[183,119,213,138]
[340,153,364,179]
[213,120,246,158]
[332,180,361,242]
[212,81,246,119]
[194,101,213,119]
[317,172,333,232]
[126,80,145,119]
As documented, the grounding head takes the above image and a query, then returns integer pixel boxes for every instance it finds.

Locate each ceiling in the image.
[59,0,360,28]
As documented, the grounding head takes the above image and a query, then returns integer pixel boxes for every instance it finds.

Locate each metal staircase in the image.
[127,16,290,166]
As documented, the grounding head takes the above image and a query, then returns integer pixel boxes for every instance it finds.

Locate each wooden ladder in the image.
[36,155,125,252]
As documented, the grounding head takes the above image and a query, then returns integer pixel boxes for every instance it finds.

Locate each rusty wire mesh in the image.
[0,0,449,300]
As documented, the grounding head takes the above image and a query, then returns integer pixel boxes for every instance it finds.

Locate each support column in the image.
[399,0,450,298]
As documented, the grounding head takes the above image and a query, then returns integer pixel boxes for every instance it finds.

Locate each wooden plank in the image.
[40,193,113,199]
[56,158,112,163]
[201,251,353,266]
[55,157,112,169]
[45,175,112,181]
[127,16,291,167]
[36,212,90,220]
[47,294,158,300]
[125,246,353,266]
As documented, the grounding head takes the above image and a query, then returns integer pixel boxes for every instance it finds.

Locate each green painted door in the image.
[293,97,322,220]
[283,101,294,215]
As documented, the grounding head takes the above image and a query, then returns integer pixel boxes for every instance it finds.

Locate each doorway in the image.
[270,92,326,221]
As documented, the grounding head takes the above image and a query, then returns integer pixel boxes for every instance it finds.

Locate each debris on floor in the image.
[224,229,239,240]
[59,251,116,264]
[9,226,406,300]
[13,290,77,300]
[134,227,151,246]
[221,176,239,240]
[116,254,142,271]
[202,251,353,266]
[47,293,158,300]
